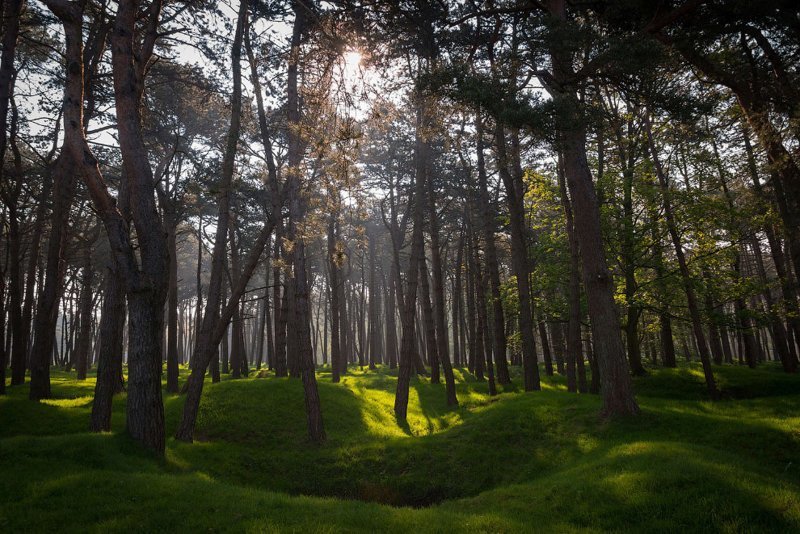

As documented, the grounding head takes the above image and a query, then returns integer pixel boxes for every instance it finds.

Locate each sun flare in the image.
[343,50,362,69]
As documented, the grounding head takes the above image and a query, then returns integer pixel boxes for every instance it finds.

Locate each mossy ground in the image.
[1,363,799,532]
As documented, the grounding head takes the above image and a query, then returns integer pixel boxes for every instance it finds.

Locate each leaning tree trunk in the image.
[645,114,718,398]
[744,130,799,371]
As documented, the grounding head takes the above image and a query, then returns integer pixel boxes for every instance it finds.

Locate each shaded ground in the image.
[1,363,798,532]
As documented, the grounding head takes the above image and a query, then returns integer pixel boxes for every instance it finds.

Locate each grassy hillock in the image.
[1,364,798,532]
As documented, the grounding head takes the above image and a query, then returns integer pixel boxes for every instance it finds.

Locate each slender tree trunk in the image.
[385,268,398,370]
[547,0,639,414]
[368,228,380,370]
[229,227,243,379]
[0,275,7,396]
[395,96,429,422]
[476,250,497,396]
[645,114,717,398]
[29,153,76,400]
[495,123,539,390]
[419,253,439,381]
[176,0,277,441]
[284,0,324,441]
[75,246,94,380]
[328,215,342,382]
[558,157,583,393]
[166,211,180,392]
[467,218,485,381]
[476,117,510,385]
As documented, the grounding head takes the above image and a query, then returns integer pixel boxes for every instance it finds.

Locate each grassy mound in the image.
[1,364,798,532]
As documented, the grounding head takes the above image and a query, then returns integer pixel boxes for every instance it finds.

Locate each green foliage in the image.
[1,365,799,532]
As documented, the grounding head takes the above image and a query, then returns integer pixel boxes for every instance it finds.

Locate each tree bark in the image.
[395,96,429,422]
[91,264,127,432]
[558,155,583,393]
[547,0,639,415]
[74,244,94,380]
[328,214,342,382]
[494,123,539,390]
[165,209,180,392]
[29,151,76,400]
[283,0,325,442]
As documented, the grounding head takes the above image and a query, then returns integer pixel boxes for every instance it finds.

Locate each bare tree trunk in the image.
[385,268,398,370]
[29,152,76,400]
[22,176,53,376]
[426,166,455,396]
[284,0,324,442]
[452,230,465,368]
[645,114,718,398]
[474,117,510,385]
[0,274,7,395]
[176,0,277,442]
[91,263,126,432]
[495,123,539,390]
[547,0,638,415]
[368,227,380,370]
[558,156,583,393]
[166,210,180,392]
[651,207,677,368]
[328,215,342,382]
[466,218,485,381]
[419,253,439,380]
[476,250,497,396]
[395,96,429,422]
[75,245,94,380]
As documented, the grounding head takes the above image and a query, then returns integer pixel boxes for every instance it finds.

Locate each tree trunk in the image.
[91,263,126,431]
[476,250,497,396]
[547,0,638,415]
[75,245,94,380]
[645,114,718,398]
[558,157,583,393]
[0,275,7,395]
[495,123,539,390]
[476,117,510,385]
[284,1,324,442]
[419,253,439,380]
[395,96,429,422]
[328,215,342,382]
[166,212,180,392]
[29,152,76,400]
[368,228,380,370]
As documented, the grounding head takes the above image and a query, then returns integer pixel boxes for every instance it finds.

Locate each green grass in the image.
[1,363,799,532]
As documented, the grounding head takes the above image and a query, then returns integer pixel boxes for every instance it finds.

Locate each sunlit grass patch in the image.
[1,363,799,531]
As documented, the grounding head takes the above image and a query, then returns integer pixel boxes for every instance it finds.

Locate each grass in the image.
[1,362,799,532]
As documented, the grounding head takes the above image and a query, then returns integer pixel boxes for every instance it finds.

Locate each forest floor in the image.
[1,363,799,533]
